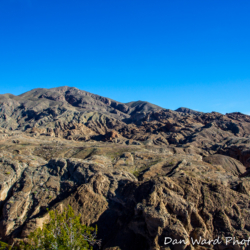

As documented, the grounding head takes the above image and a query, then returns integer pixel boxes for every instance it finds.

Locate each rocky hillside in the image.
[1,87,250,249]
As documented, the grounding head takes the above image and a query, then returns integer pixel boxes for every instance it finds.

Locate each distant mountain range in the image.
[0,86,201,122]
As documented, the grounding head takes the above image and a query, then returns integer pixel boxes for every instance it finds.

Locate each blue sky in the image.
[0,0,250,114]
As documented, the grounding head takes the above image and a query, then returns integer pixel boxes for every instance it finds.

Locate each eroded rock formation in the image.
[0,87,250,249]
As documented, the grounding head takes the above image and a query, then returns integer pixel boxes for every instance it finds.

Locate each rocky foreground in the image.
[0,87,250,249]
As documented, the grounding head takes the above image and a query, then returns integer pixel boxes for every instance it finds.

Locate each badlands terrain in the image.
[0,86,250,249]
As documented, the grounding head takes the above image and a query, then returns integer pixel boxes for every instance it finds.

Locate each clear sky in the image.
[0,0,250,114]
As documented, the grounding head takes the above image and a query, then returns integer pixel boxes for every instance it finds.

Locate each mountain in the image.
[126,100,163,112]
[175,107,203,115]
[1,86,250,249]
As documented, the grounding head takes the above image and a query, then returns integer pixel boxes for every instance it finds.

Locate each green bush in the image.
[0,241,12,250]
[19,205,101,250]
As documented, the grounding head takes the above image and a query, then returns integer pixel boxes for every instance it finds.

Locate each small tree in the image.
[20,205,101,250]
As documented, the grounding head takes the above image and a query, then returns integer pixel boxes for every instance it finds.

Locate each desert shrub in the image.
[19,205,101,250]
[0,241,11,250]
[0,241,19,250]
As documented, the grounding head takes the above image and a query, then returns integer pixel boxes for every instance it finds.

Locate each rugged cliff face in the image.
[0,87,250,250]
